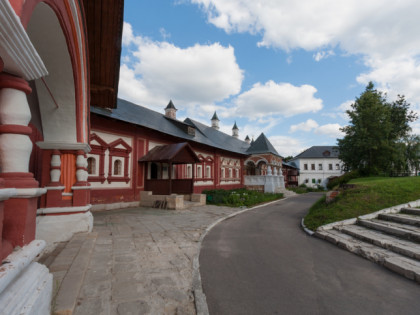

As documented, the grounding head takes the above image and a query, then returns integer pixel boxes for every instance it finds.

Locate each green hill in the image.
[304,176,420,231]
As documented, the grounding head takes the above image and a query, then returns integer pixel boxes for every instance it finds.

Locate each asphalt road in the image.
[200,193,420,315]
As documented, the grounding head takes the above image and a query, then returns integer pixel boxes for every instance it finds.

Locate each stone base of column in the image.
[45,186,65,207]
[0,240,52,315]
[72,185,91,207]
[36,208,93,254]
[3,197,38,248]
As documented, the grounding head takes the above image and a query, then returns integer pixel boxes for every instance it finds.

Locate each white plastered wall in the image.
[27,3,78,143]
[296,157,344,187]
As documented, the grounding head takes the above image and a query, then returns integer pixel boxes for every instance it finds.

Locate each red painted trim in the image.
[0,125,32,135]
[19,0,89,143]
[0,73,31,94]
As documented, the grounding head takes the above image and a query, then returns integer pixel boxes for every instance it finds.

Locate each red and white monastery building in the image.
[88,99,286,210]
[0,0,288,313]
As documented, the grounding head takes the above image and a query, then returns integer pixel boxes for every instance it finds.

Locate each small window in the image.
[329,164,333,170]
[318,164,322,170]
[304,164,308,170]
[336,163,340,170]
[187,126,196,136]
[87,157,96,175]
[221,168,225,178]
[235,169,239,178]
[311,164,315,170]
[113,160,122,175]
[312,178,316,183]
[229,169,233,178]
[318,179,322,183]
[187,165,192,178]
[305,179,309,183]
[206,166,211,178]
[197,165,202,178]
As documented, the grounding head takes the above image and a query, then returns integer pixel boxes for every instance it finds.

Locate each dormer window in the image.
[323,150,331,157]
[188,126,195,136]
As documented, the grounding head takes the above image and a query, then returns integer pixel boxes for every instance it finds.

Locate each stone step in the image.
[315,229,420,283]
[48,232,98,315]
[336,224,420,261]
[357,219,420,243]
[378,213,420,227]
[400,207,420,216]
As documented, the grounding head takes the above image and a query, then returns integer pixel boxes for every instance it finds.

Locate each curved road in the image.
[200,193,420,315]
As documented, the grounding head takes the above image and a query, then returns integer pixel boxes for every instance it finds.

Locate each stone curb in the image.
[301,218,315,236]
[192,197,291,315]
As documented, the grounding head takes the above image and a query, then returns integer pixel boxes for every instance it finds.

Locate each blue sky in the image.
[118,0,420,157]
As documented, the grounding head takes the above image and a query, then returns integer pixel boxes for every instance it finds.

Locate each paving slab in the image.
[43,204,241,314]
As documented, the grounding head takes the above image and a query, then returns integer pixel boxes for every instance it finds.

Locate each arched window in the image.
[187,165,192,178]
[229,168,233,178]
[197,165,202,178]
[246,161,256,175]
[113,160,122,175]
[87,157,96,175]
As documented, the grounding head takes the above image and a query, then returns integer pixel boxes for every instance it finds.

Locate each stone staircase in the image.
[316,207,420,283]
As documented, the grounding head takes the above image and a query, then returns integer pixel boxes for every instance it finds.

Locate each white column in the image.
[0,77,32,174]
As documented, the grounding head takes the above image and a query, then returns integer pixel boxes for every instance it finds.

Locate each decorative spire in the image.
[245,135,251,144]
[165,100,177,119]
[232,121,239,138]
[211,111,220,130]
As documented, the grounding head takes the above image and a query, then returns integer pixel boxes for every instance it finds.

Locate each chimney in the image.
[165,100,177,119]
[211,111,220,130]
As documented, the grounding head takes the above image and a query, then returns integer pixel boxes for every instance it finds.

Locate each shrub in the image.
[326,170,360,190]
[203,188,283,207]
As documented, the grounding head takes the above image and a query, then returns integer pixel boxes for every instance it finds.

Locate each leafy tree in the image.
[338,82,417,175]
[283,156,294,162]
[405,134,420,175]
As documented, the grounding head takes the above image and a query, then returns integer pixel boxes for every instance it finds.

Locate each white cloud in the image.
[313,50,335,62]
[289,119,318,133]
[289,119,344,138]
[357,56,420,105]
[118,22,244,110]
[233,81,323,119]
[190,0,420,58]
[315,123,344,138]
[412,122,420,135]
[190,0,420,108]
[323,100,353,120]
[268,135,307,157]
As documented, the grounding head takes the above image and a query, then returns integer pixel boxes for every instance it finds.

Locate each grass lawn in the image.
[304,176,420,231]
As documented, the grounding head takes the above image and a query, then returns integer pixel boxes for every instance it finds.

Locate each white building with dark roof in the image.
[291,146,344,188]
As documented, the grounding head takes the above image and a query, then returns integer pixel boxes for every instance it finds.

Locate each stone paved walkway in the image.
[46,204,241,315]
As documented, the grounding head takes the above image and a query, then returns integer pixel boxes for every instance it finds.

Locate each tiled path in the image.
[43,205,241,315]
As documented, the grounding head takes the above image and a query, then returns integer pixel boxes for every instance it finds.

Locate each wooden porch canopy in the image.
[139,142,200,195]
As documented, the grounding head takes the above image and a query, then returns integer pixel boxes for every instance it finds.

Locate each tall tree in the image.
[405,134,420,175]
[338,82,417,175]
